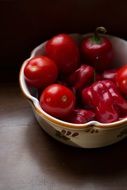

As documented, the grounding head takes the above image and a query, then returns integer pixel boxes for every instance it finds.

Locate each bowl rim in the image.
[19,34,127,130]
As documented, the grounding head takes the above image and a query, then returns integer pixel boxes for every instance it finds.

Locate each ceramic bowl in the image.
[19,34,127,148]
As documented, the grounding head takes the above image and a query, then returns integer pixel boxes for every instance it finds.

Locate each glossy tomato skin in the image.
[81,35,114,71]
[24,56,58,88]
[45,34,79,75]
[116,65,127,95]
[40,84,76,118]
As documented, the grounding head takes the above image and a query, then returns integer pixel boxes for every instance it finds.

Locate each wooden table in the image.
[0,83,127,190]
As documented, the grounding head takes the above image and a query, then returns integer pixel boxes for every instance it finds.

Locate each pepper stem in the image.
[92,26,107,44]
[95,26,107,36]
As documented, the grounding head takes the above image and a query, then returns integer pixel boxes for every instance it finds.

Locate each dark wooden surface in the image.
[0,83,127,190]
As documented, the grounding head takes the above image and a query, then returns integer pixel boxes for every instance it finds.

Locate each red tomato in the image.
[116,65,127,95]
[45,34,79,75]
[40,84,75,118]
[24,56,58,88]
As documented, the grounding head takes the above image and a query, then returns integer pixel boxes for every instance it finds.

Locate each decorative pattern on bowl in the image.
[19,34,127,148]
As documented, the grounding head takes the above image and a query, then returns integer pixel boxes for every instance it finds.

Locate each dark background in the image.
[1,0,127,82]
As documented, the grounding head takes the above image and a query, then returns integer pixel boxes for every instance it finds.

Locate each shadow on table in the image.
[25,117,127,182]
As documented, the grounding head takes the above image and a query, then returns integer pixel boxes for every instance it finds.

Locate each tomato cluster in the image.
[24,29,127,124]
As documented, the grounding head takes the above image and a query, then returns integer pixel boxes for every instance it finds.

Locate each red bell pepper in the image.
[66,64,94,90]
[66,109,95,124]
[82,80,127,123]
[102,80,127,115]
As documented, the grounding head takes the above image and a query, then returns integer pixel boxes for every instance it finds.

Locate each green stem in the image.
[95,26,107,36]
[92,26,107,44]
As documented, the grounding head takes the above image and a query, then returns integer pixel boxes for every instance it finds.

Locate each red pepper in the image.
[96,69,117,82]
[66,109,95,124]
[66,64,94,90]
[101,69,117,81]
[102,80,127,116]
[82,80,124,123]
[81,27,114,72]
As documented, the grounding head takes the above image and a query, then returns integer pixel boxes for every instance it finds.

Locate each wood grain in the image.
[0,83,127,190]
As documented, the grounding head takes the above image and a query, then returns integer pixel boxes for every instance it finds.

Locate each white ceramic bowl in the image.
[19,34,127,148]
